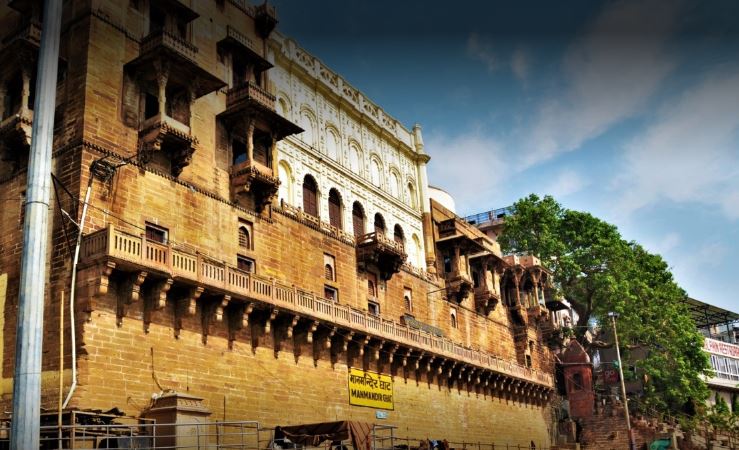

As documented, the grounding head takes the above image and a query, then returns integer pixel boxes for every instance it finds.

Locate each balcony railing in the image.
[140,30,198,62]
[464,206,515,227]
[357,232,405,255]
[226,81,276,111]
[80,224,553,387]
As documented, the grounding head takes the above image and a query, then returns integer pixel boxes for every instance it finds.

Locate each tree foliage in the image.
[498,194,710,413]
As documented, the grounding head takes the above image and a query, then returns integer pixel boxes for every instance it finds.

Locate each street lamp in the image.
[609,311,636,450]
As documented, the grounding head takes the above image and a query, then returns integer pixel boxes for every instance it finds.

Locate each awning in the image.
[274,421,373,450]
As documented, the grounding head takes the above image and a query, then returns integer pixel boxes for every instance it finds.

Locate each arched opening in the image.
[277,160,293,205]
[238,226,250,249]
[302,174,318,217]
[370,158,381,187]
[326,128,339,160]
[324,264,334,281]
[328,188,342,230]
[407,182,417,208]
[352,202,365,237]
[389,171,399,197]
[374,213,386,235]
[450,309,458,329]
[393,224,404,245]
[412,234,422,267]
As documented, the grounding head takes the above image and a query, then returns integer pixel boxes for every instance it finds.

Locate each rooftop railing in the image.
[464,206,515,227]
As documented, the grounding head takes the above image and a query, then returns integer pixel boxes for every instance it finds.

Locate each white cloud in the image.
[651,232,682,256]
[520,0,681,167]
[615,68,739,220]
[425,131,507,214]
[467,33,499,73]
[541,169,587,198]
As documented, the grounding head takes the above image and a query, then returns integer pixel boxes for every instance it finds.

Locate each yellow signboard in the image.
[348,368,394,410]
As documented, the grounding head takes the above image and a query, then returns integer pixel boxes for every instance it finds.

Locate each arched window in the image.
[404,295,412,312]
[393,224,404,245]
[328,188,342,230]
[389,171,400,197]
[370,158,381,187]
[326,128,339,160]
[352,202,365,237]
[324,264,334,281]
[238,226,250,249]
[407,182,417,209]
[374,213,385,235]
[349,143,361,173]
[412,234,422,267]
[302,174,318,217]
[299,109,315,146]
[450,309,458,329]
[278,160,293,205]
[367,272,378,298]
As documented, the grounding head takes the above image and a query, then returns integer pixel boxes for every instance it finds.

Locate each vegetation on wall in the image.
[498,194,711,414]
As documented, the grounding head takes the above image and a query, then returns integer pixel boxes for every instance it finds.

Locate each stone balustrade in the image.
[80,224,554,388]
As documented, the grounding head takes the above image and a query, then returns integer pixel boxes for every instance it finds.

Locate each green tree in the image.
[498,194,710,413]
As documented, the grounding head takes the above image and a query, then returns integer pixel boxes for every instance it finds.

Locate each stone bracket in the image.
[228,302,254,344]
[116,271,147,327]
[143,278,173,333]
[202,295,230,344]
[174,286,203,338]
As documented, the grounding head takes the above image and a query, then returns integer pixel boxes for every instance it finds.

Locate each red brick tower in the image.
[562,340,594,419]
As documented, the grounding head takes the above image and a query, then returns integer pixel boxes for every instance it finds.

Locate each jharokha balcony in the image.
[356,232,407,281]
[227,82,276,111]
[78,224,553,393]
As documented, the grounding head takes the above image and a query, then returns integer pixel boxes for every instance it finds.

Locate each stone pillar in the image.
[20,67,31,115]
[141,391,213,449]
[562,341,595,419]
[246,120,255,165]
[156,69,168,119]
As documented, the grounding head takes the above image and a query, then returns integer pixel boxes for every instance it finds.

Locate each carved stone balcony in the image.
[126,30,225,99]
[474,286,500,315]
[78,224,554,392]
[0,108,33,175]
[445,272,473,304]
[218,82,302,140]
[227,82,276,111]
[356,232,407,281]
[230,159,280,213]
[527,303,550,322]
[218,25,272,73]
[138,114,196,176]
[0,20,41,60]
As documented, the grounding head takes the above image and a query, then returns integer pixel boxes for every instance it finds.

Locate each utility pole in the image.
[11,0,62,448]
[609,312,636,450]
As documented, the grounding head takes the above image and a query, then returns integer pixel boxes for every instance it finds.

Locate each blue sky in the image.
[270,0,739,312]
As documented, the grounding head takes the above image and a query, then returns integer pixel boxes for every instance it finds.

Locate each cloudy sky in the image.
[270,0,739,312]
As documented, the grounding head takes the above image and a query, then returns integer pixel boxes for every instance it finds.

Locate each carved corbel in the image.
[386,344,399,364]
[286,315,300,339]
[117,271,147,326]
[228,302,254,344]
[143,278,173,333]
[174,286,203,338]
[306,321,319,344]
[264,308,279,335]
[357,335,370,357]
[81,260,116,317]
[371,340,383,361]
[315,326,336,364]
[202,295,230,343]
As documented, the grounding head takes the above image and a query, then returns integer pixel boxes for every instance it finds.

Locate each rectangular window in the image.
[368,301,380,316]
[324,286,338,302]
[237,255,255,273]
[145,223,168,244]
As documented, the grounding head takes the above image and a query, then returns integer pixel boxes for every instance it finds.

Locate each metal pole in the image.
[611,314,635,450]
[10,0,62,448]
